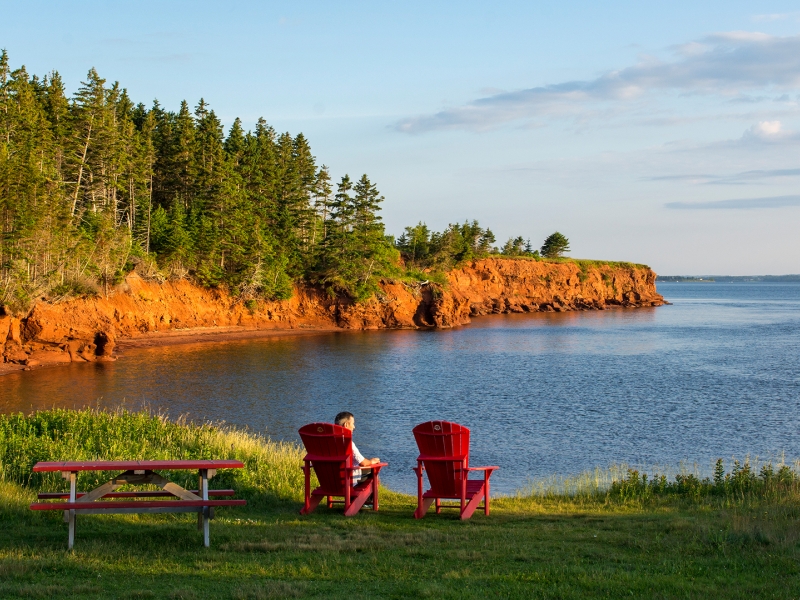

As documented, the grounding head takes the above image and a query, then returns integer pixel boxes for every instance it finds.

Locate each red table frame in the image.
[30,460,245,549]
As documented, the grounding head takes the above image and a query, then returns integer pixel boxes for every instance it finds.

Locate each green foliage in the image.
[49,279,100,299]
[540,231,570,258]
[396,220,497,270]
[402,268,449,288]
[315,174,399,300]
[500,236,535,257]
[607,459,800,504]
[0,52,396,309]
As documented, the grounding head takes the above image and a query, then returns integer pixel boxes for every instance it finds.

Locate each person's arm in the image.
[352,443,376,467]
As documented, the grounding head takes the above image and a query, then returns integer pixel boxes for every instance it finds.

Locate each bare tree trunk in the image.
[71,115,94,218]
[129,176,135,230]
[146,168,153,254]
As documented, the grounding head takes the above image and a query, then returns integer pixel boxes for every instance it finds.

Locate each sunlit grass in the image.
[2,409,800,598]
[0,408,307,506]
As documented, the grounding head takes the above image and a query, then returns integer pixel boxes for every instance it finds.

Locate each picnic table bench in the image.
[29,460,246,549]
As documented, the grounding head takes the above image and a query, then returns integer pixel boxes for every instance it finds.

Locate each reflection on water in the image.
[2,282,799,494]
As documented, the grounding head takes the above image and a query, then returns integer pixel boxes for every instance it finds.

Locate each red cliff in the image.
[1,258,663,371]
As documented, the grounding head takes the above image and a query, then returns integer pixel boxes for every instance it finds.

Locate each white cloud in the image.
[753,120,782,135]
[751,12,800,23]
[741,120,800,143]
[396,32,800,133]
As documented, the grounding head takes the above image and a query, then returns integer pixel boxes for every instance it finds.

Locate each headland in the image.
[0,257,663,374]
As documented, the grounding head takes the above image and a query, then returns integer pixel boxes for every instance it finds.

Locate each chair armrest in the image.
[344,462,388,471]
[416,455,467,463]
[467,466,499,472]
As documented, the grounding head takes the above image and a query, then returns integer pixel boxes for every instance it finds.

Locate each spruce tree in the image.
[540,232,570,258]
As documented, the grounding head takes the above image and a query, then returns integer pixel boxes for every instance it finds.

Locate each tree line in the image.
[0,51,569,312]
[396,224,570,270]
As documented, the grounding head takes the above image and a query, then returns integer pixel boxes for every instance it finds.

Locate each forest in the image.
[0,52,549,313]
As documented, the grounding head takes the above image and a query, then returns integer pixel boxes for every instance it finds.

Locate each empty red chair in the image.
[298,423,387,517]
[412,420,499,520]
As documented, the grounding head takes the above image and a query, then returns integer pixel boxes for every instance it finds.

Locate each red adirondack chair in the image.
[298,423,387,517]
[412,420,499,520]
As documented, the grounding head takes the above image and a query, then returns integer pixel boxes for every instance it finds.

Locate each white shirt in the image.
[351,442,365,482]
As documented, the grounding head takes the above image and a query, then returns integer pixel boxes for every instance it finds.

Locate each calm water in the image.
[2,282,799,494]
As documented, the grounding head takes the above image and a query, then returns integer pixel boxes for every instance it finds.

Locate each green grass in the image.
[460,255,652,271]
[2,409,800,598]
[563,258,651,271]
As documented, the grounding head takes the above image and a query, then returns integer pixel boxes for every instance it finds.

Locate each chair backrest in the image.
[412,421,470,497]
[298,423,353,494]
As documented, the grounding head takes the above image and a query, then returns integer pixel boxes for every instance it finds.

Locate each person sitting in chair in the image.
[335,411,380,484]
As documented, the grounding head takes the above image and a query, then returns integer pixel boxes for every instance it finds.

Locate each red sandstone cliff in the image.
[0,258,663,370]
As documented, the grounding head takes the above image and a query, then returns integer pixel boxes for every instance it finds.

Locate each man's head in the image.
[335,411,355,430]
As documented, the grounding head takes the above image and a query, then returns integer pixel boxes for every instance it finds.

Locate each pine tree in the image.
[397,222,430,266]
[316,174,395,299]
[501,236,526,256]
[540,231,570,258]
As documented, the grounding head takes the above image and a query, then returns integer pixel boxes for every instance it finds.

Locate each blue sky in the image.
[2,1,800,274]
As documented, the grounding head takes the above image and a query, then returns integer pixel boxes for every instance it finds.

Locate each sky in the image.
[2,1,800,274]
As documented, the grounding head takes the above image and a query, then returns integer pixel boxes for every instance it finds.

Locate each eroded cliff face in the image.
[0,258,663,369]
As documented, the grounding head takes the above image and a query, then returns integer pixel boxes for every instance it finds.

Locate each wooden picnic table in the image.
[29,460,246,549]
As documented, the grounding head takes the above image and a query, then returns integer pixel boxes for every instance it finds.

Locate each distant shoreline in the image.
[657,275,800,283]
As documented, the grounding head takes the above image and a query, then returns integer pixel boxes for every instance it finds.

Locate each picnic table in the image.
[29,460,246,549]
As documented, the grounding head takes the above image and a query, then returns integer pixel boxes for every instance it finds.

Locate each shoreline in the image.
[0,303,655,377]
[0,325,346,376]
[116,325,345,349]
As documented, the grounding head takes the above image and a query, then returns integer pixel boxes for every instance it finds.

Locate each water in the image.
[2,282,799,494]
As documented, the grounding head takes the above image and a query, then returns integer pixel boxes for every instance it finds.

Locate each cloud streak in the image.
[397,32,800,133]
[665,194,800,209]
[647,167,800,185]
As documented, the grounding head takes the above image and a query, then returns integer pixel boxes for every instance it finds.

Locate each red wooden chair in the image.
[412,420,499,520]
[298,423,387,517]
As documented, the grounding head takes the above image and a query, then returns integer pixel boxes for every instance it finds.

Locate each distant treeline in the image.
[0,52,555,312]
[657,275,800,282]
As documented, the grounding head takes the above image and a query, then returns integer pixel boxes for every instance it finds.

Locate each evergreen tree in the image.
[0,51,563,313]
[397,222,430,266]
[501,236,526,256]
[316,174,396,299]
[540,231,570,258]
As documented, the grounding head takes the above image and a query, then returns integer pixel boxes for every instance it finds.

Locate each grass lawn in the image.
[1,409,799,599]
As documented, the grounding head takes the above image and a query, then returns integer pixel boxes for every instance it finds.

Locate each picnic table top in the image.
[32,460,244,472]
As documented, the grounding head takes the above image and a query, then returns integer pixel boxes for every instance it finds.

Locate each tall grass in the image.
[514,458,800,510]
[0,408,307,507]
[4,408,799,513]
